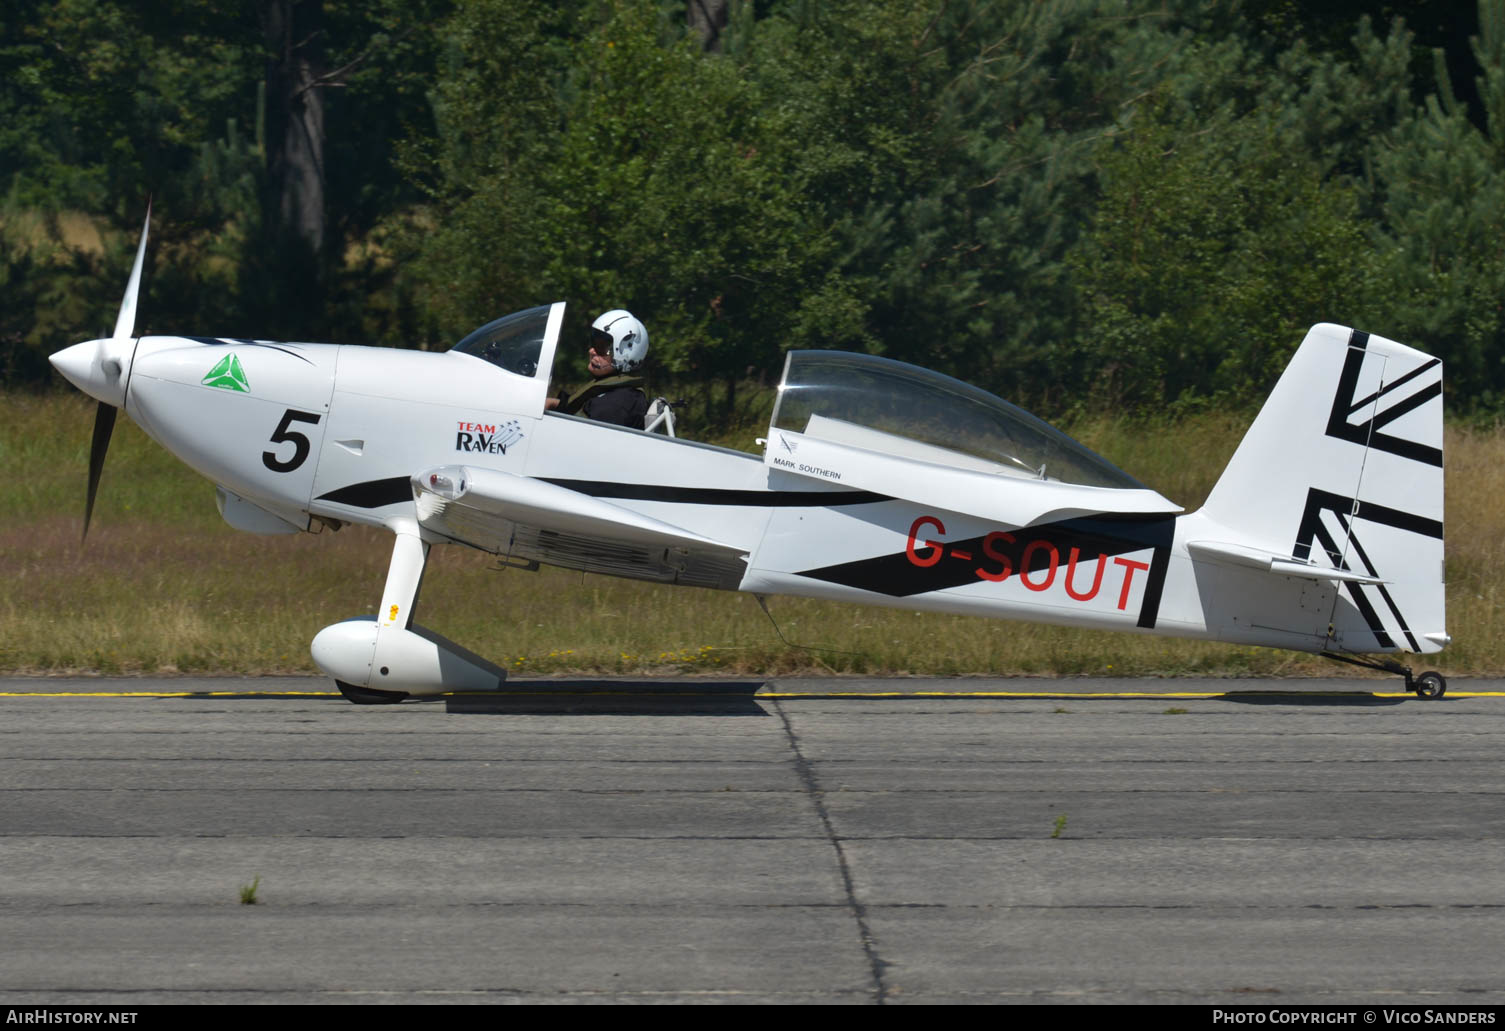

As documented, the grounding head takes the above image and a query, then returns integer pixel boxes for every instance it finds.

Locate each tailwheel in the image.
[336,680,408,705]
[1321,651,1447,698]
[1413,671,1447,700]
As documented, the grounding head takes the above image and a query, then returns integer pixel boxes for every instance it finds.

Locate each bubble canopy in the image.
[769,350,1145,490]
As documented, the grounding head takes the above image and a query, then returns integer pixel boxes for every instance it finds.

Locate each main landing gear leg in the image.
[378,529,429,637]
[310,524,508,703]
[1320,652,1447,699]
[335,530,429,705]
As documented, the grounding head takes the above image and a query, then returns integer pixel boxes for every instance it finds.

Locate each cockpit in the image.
[449,305,1144,494]
[451,302,678,437]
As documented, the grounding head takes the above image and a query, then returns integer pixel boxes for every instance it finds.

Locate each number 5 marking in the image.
[263,409,322,472]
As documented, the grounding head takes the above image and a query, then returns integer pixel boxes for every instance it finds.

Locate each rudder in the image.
[1197,324,1446,654]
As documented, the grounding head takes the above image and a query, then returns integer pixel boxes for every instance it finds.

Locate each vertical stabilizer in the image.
[1197,324,1446,654]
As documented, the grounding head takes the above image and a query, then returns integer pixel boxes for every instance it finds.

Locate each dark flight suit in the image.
[561,373,648,428]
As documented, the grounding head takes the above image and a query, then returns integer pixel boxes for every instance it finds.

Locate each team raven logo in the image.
[455,418,524,455]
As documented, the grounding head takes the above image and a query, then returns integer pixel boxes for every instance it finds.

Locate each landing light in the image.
[426,472,465,498]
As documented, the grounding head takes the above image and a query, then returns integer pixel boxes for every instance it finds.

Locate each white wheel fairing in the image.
[312,619,506,696]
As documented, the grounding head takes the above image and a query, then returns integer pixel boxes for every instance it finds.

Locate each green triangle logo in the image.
[202,353,250,392]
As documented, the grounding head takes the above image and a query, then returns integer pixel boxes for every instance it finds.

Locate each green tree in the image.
[413,0,829,420]
[1070,97,1382,408]
[1368,0,1505,410]
[0,0,445,381]
[738,0,1226,403]
[1065,18,1418,409]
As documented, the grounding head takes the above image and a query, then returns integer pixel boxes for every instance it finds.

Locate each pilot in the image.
[547,309,650,427]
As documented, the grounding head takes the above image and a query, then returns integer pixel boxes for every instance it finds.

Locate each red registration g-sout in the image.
[905,515,1150,610]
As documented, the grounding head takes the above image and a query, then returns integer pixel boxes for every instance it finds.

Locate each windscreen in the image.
[451,306,551,378]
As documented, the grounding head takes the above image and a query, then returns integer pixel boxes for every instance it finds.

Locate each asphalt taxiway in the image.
[2,676,1503,1004]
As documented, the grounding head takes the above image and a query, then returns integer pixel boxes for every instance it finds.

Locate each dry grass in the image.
[1436,421,1505,673]
[1,392,1498,678]
[0,517,1339,678]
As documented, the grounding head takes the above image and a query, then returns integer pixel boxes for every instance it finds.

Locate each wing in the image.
[411,465,748,589]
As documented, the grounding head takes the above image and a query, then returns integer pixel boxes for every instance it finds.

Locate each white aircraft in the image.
[51,211,1449,702]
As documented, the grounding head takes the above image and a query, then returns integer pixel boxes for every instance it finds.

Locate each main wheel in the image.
[335,680,408,705]
[1414,671,1446,699]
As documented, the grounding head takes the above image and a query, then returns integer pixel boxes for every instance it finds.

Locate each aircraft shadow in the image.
[443,679,770,716]
[1216,691,1408,707]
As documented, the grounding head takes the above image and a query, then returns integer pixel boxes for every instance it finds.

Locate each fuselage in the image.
[100,321,1442,661]
[50,215,1446,701]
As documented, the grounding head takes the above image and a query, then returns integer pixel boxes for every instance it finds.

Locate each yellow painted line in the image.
[0,691,337,698]
[759,690,1505,699]
[3,689,1503,700]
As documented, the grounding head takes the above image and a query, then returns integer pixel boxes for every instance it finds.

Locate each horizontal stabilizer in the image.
[1186,540,1387,584]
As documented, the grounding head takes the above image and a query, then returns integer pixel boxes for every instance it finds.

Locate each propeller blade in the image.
[75,200,149,541]
[110,198,152,344]
[80,199,150,540]
[83,401,117,542]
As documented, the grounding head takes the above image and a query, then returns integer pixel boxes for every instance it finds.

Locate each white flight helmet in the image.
[591,309,649,373]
